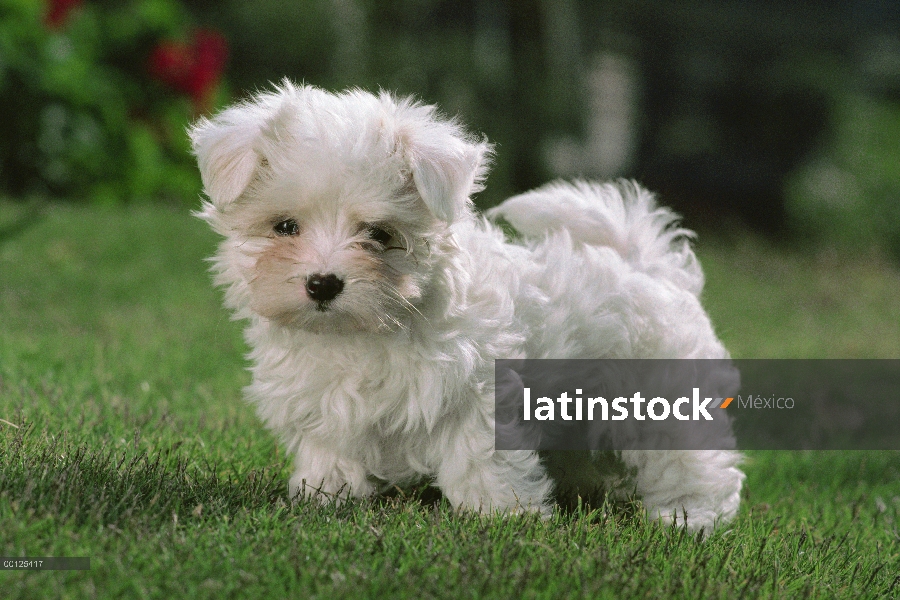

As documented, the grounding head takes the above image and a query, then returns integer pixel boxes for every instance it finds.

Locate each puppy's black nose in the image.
[305,273,344,303]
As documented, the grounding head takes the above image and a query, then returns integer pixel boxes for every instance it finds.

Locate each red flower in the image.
[44,0,83,29]
[148,29,228,111]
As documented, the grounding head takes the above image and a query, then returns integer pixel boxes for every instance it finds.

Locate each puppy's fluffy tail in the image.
[487,180,704,295]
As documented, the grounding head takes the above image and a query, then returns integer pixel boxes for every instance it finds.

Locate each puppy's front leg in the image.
[621,449,744,531]
[287,437,374,504]
[433,407,553,515]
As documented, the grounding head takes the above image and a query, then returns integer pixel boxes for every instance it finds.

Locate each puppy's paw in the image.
[641,489,741,533]
[288,457,375,505]
[644,503,720,533]
[449,493,552,519]
[436,449,554,517]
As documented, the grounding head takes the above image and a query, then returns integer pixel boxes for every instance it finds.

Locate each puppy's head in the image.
[191,82,490,334]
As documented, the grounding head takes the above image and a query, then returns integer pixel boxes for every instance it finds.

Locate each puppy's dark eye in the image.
[274,219,299,236]
[366,225,393,246]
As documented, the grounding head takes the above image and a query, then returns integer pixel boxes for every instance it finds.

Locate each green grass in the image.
[1,201,899,599]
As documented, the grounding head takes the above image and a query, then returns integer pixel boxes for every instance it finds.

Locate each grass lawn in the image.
[1,200,898,599]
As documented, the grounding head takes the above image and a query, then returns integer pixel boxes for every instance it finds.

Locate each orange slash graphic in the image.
[720,397,733,409]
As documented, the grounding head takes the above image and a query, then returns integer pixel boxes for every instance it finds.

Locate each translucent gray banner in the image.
[494,359,900,450]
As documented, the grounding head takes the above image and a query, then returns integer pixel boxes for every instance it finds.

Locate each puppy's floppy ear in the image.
[190,108,263,209]
[190,84,297,209]
[386,93,492,222]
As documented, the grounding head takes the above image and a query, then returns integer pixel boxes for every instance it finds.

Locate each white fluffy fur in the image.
[191,82,744,531]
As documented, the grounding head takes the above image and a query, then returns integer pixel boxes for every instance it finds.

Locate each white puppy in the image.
[191,82,744,530]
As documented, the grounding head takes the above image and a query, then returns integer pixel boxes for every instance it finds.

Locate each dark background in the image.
[2,0,899,253]
[183,0,900,245]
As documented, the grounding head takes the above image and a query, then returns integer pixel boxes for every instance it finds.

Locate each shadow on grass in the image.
[1,418,656,533]
[0,424,286,528]
[351,451,644,524]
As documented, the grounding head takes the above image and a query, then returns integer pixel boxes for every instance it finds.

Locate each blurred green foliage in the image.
[0,0,205,204]
[185,0,900,255]
[2,0,899,259]
[184,0,560,208]
[787,93,900,258]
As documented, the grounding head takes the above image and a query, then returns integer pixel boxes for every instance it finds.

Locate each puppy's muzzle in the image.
[306,273,344,306]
